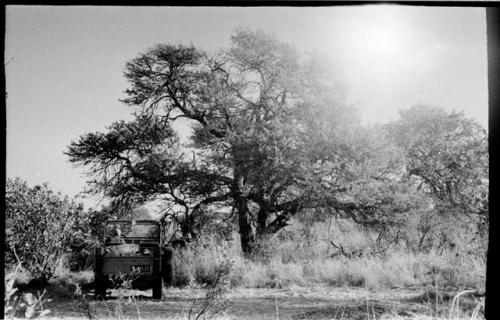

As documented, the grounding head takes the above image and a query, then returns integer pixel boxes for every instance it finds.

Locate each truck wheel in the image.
[152,278,162,299]
[95,279,107,299]
[162,247,174,287]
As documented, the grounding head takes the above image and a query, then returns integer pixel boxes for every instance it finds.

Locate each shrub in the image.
[6,178,94,282]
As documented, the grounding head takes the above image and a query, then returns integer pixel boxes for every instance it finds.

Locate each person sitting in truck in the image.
[107,226,125,244]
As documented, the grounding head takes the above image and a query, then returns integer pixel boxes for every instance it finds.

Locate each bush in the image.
[6,178,95,282]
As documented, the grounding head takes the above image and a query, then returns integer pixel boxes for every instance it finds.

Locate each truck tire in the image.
[162,247,174,287]
[152,278,162,299]
[94,278,107,299]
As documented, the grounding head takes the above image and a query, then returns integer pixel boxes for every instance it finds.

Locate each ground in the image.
[12,284,483,320]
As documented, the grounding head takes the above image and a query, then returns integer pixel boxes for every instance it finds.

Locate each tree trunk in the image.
[256,207,268,236]
[180,213,196,240]
[264,213,290,235]
[232,158,256,255]
[236,196,254,255]
[264,204,299,235]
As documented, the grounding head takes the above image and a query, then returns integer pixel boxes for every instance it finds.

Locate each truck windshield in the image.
[106,222,159,239]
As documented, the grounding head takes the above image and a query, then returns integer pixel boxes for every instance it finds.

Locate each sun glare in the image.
[330,5,425,84]
[352,7,411,63]
[364,26,400,57]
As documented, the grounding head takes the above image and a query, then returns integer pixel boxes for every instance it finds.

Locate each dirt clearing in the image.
[31,285,458,320]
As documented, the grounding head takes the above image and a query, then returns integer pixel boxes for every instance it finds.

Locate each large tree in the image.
[67,29,396,254]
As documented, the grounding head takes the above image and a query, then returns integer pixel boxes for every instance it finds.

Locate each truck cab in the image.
[94,220,174,299]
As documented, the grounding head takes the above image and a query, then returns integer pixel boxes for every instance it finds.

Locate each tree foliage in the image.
[390,107,487,220]
[66,30,488,255]
[387,106,489,251]
[5,178,95,280]
[67,29,374,253]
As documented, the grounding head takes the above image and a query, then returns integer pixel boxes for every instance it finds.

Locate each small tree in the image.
[387,106,489,252]
[5,178,93,282]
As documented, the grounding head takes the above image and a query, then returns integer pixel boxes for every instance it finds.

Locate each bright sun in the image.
[364,26,400,57]
[342,5,413,64]
[334,5,423,83]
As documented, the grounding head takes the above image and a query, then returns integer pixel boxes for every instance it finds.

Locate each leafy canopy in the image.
[66,30,488,254]
[6,178,94,280]
[67,29,385,253]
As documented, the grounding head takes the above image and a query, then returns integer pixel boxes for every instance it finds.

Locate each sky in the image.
[5,5,488,209]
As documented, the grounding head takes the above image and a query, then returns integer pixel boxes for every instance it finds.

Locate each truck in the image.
[94,220,174,299]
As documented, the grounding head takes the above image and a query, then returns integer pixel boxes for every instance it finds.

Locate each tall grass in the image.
[8,217,484,292]
[173,218,486,291]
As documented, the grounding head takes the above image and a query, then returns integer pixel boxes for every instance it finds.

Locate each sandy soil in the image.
[26,284,451,320]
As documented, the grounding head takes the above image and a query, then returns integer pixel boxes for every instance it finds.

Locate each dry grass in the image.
[51,270,94,288]
[172,218,486,292]
[5,217,486,320]
[6,219,485,294]
[4,264,53,319]
[178,249,485,290]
